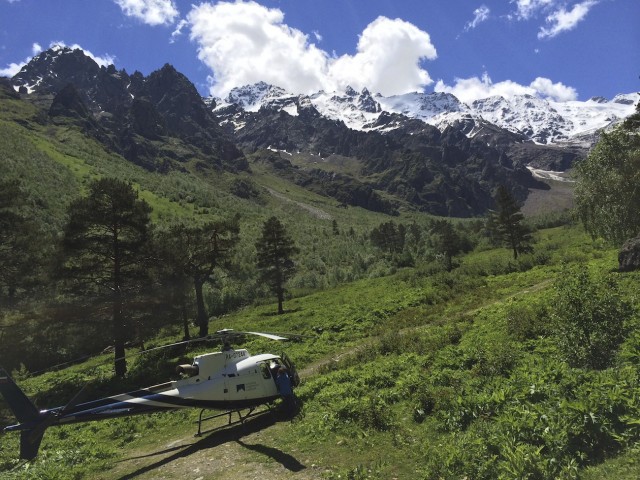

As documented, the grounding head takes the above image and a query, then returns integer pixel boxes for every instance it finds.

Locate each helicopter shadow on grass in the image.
[115,411,305,479]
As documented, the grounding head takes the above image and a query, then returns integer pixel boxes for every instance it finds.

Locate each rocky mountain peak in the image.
[357,88,381,113]
[344,85,358,97]
[12,46,104,96]
[226,82,290,110]
[10,47,245,172]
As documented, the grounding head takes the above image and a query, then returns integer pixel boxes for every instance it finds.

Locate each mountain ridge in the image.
[10,46,247,173]
[213,81,637,147]
[5,46,637,217]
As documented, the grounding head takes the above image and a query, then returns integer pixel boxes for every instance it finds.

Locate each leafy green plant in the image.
[552,266,633,369]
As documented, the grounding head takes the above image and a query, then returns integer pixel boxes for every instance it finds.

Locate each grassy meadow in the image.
[1,224,639,479]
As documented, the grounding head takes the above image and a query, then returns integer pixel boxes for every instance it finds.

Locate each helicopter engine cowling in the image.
[176,364,199,377]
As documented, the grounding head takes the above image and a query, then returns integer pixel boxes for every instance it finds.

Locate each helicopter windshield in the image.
[259,362,272,379]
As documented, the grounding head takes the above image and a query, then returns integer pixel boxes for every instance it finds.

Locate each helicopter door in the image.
[223,352,242,402]
[280,352,300,387]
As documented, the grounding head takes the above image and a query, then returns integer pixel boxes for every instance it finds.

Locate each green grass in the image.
[2,223,639,479]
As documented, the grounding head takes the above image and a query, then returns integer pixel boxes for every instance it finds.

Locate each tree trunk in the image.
[113,292,127,377]
[277,288,284,315]
[276,268,284,314]
[181,294,190,341]
[194,278,208,337]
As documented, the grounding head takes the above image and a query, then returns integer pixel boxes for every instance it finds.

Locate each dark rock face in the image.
[12,47,246,172]
[619,234,640,272]
[253,150,397,215]
[129,97,166,139]
[222,101,547,216]
[48,83,91,120]
[0,77,20,99]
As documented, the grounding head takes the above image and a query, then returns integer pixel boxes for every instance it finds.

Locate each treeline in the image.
[368,184,535,271]
[0,174,539,375]
[0,177,299,375]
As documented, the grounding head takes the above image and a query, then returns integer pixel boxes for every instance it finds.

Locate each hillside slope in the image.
[1,225,638,479]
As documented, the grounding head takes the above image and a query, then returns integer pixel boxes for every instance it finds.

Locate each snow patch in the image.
[527,167,575,183]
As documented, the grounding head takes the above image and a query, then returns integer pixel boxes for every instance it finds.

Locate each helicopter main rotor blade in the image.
[216,329,289,341]
[243,331,289,341]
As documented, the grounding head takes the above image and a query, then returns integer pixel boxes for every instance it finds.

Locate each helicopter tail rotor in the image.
[0,369,39,424]
[0,368,47,460]
[19,429,45,461]
[0,368,93,460]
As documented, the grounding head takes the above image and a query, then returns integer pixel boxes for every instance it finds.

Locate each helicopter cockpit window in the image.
[260,363,271,379]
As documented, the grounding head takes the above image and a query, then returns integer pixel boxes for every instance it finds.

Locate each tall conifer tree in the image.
[255,217,299,315]
[63,178,152,376]
[155,217,239,337]
[489,185,533,260]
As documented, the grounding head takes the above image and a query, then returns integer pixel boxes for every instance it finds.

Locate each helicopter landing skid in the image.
[194,404,275,437]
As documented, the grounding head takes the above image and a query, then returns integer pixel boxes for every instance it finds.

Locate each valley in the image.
[0,45,639,479]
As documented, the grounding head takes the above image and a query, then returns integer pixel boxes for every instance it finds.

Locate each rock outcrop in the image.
[619,234,640,272]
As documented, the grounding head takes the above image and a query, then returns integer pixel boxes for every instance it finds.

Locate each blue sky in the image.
[0,0,638,102]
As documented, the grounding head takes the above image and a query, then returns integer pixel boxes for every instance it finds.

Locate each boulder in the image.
[619,234,640,272]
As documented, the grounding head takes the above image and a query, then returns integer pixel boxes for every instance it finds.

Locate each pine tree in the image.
[370,221,405,254]
[155,218,239,337]
[63,178,152,376]
[488,185,533,260]
[429,219,462,271]
[255,217,299,315]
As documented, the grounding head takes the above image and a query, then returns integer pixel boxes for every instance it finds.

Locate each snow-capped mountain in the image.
[6,46,638,217]
[213,83,638,146]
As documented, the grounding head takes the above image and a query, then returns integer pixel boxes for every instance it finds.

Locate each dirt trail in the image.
[265,187,332,220]
[101,412,324,480]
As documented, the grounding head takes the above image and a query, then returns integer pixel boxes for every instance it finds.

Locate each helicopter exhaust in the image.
[175,364,199,376]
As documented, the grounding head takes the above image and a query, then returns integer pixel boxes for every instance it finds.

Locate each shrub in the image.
[552,266,633,369]
[506,302,551,341]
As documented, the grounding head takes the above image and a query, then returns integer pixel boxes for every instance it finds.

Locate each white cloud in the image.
[188,1,328,96]
[510,0,555,20]
[509,0,598,39]
[435,72,578,103]
[538,0,599,39]
[114,0,179,26]
[187,1,437,97]
[0,42,44,77]
[170,18,188,43]
[465,5,490,31]
[0,61,24,77]
[328,16,437,96]
[529,77,578,100]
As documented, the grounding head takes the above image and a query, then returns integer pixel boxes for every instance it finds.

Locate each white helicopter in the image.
[0,329,301,460]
